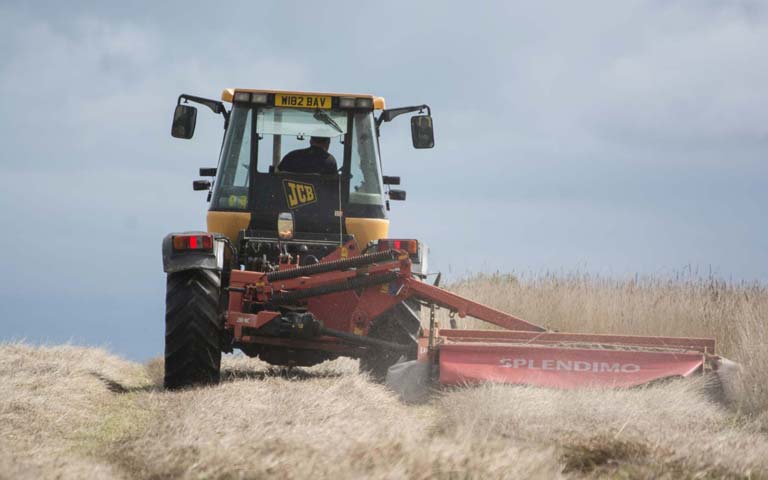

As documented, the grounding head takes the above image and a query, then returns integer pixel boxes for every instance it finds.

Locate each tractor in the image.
[163,89,438,388]
[163,88,721,392]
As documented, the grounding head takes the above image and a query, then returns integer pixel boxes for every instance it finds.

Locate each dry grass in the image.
[446,272,767,355]
[0,343,150,478]
[446,272,768,422]
[2,273,767,479]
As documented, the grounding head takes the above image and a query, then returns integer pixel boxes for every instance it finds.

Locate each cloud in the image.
[0,9,308,173]
[0,1,766,358]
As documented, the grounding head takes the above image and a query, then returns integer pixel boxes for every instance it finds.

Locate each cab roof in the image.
[221,88,386,110]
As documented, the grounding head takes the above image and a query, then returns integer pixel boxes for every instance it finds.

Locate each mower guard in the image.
[431,329,716,388]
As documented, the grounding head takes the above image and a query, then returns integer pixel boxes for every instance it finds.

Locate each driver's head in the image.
[310,136,331,151]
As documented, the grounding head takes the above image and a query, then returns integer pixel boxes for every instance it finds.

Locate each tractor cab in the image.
[172,89,434,268]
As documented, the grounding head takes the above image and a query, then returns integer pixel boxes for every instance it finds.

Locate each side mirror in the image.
[199,167,217,177]
[172,104,197,139]
[389,189,406,201]
[411,115,434,149]
[382,176,400,185]
[193,180,211,191]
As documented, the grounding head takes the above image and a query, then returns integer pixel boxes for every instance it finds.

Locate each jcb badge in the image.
[283,180,317,209]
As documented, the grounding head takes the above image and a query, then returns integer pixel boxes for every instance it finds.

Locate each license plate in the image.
[274,94,332,109]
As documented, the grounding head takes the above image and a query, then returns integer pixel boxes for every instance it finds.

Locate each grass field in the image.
[2,273,767,479]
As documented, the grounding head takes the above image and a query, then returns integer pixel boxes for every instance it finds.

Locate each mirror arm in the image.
[177,94,230,125]
[376,104,431,127]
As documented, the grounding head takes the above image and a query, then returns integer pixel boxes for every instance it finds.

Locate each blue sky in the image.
[1,1,766,360]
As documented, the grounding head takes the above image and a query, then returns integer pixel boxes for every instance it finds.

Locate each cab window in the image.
[256,107,346,173]
[349,113,383,205]
[211,106,251,209]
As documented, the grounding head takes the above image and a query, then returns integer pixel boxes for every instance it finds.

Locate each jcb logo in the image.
[283,180,317,209]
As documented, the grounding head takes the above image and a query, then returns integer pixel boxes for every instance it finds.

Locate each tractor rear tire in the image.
[164,269,222,390]
[360,302,420,382]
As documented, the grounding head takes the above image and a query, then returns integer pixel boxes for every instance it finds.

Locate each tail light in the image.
[172,234,213,252]
[377,239,419,255]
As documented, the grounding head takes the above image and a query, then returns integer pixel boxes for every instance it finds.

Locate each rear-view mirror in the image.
[172,104,197,139]
[193,180,211,191]
[411,115,434,149]
[389,189,406,201]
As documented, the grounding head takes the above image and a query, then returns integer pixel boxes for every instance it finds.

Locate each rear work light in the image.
[250,93,268,104]
[172,234,214,252]
[355,98,373,109]
[339,96,374,110]
[377,239,419,255]
[338,97,356,108]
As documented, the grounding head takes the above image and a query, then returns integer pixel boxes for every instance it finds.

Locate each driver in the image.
[277,136,338,175]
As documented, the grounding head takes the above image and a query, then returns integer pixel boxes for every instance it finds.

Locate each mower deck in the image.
[222,242,721,389]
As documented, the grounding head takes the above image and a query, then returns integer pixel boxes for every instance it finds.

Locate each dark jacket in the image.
[278,146,338,175]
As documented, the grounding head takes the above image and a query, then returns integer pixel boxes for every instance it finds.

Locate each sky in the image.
[1,1,766,360]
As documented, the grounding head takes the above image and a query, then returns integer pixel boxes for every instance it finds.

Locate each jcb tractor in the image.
[163,88,440,388]
[163,88,721,391]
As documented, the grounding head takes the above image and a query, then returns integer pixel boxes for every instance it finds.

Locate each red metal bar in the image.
[255,259,408,297]
[239,335,360,354]
[232,253,546,334]
[404,278,545,332]
[439,329,716,354]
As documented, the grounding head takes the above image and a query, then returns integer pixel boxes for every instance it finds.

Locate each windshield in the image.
[211,105,383,211]
[256,107,348,137]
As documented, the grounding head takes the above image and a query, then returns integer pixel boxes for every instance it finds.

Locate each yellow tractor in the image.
[163,88,721,393]
[163,88,435,388]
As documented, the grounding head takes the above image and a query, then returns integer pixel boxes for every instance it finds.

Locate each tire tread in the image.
[164,269,222,389]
